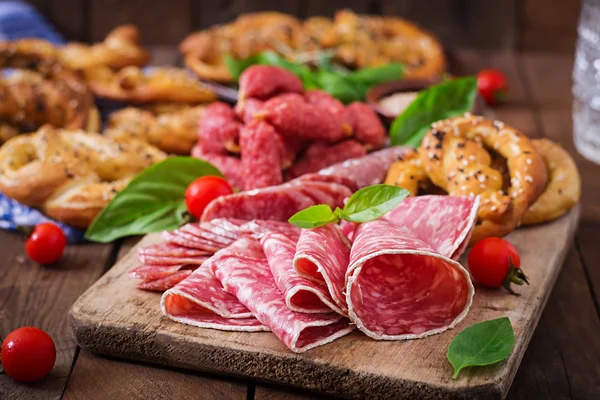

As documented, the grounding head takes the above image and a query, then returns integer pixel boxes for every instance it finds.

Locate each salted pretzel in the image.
[417,114,547,242]
[105,105,205,155]
[83,65,216,104]
[0,125,165,228]
[181,12,303,82]
[0,45,99,136]
[384,148,431,195]
[521,139,581,225]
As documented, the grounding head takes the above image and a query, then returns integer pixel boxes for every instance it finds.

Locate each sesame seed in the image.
[478,175,486,182]
[462,159,468,166]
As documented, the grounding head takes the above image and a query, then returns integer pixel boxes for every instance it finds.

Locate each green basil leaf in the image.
[447,317,515,379]
[348,63,404,86]
[84,157,222,243]
[389,76,477,147]
[342,184,409,223]
[288,204,339,229]
[224,54,260,80]
[315,70,363,104]
[257,51,313,78]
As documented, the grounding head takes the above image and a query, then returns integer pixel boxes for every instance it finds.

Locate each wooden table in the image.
[1,50,599,400]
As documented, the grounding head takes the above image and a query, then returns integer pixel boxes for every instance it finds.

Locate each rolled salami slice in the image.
[161,260,267,331]
[294,224,351,314]
[346,219,474,340]
[261,232,342,314]
[383,195,480,260]
[212,237,354,353]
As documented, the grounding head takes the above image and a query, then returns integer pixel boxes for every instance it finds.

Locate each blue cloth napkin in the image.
[0,0,86,242]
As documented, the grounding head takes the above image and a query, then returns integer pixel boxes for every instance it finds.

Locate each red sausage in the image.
[285,140,367,180]
[198,102,242,153]
[240,121,283,190]
[239,65,304,100]
[345,102,386,150]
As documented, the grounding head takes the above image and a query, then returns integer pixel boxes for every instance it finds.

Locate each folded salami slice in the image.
[294,224,351,315]
[261,232,342,314]
[137,243,211,257]
[137,253,211,266]
[129,264,187,280]
[212,237,354,353]
[318,146,410,189]
[285,140,367,180]
[161,259,267,332]
[139,270,193,291]
[346,219,474,340]
[384,195,480,260]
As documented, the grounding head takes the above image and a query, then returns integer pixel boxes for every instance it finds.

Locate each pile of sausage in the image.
[191,65,387,191]
[131,149,481,353]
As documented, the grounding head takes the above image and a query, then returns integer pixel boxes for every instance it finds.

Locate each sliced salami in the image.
[318,146,410,189]
[383,195,480,260]
[211,237,354,353]
[138,270,193,291]
[285,140,367,180]
[137,243,211,258]
[137,253,211,266]
[294,173,359,193]
[129,264,186,281]
[346,219,474,340]
[161,230,222,253]
[261,232,342,314]
[161,262,267,331]
[294,224,351,314]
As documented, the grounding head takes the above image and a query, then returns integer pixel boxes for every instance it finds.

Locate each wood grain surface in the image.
[69,205,579,400]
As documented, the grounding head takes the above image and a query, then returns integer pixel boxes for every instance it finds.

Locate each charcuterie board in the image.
[70,204,579,399]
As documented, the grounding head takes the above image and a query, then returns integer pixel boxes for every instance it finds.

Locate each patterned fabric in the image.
[0,1,86,242]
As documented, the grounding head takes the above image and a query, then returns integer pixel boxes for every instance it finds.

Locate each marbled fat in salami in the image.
[294,224,351,315]
[383,195,480,260]
[317,146,410,189]
[211,237,353,352]
[346,219,474,340]
[240,121,283,189]
[138,270,193,291]
[285,140,367,180]
[161,260,267,331]
[261,232,342,314]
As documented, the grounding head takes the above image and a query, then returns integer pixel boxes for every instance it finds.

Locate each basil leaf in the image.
[224,54,260,80]
[342,184,409,223]
[447,317,515,379]
[348,63,404,86]
[85,157,222,243]
[315,70,364,104]
[288,204,339,229]
[389,76,478,147]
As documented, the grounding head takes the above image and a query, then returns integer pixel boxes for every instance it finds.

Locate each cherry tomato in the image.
[1,327,56,382]
[468,237,528,294]
[24,223,66,265]
[185,176,233,219]
[477,69,508,105]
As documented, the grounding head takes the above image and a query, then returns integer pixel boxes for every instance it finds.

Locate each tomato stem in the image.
[503,258,529,296]
[179,211,197,227]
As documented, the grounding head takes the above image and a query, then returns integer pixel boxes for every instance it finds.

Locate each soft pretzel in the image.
[521,139,581,225]
[383,148,431,195]
[59,24,150,70]
[0,125,165,228]
[105,105,205,155]
[418,114,547,242]
[82,65,216,104]
[0,45,99,135]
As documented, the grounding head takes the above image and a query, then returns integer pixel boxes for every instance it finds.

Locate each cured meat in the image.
[240,121,283,189]
[162,230,222,253]
[318,146,410,189]
[279,136,306,169]
[383,195,480,260]
[346,219,473,340]
[339,220,357,242]
[238,65,303,100]
[260,93,347,143]
[234,97,264,123]
[294,224,351,314]
[261,232,342,314]
[137,243,211,257]
[137,253,210,266]
[285,140,367,180]
[238,219,301,241]
[294,173,359,192]
[345,102,386,150]
[138,270,193,291]
[305,90,352,137]
[197,102,242,154]
[161,260,267,331]
[129,264,186,281]
[211,237,354,352]
[191,142,245,190]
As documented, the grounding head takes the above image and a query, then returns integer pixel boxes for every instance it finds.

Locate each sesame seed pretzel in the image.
[0,125,166,228]
[419,114,547,242]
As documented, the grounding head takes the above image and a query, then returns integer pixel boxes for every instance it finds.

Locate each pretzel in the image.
[383,148,431,195]
[83,65,216,104]
[59,24,150,70]
[0,45,99,136]
[105,105,205,155]
[521,139,581,225]
[418,114,547,242]
[0,125,165,228]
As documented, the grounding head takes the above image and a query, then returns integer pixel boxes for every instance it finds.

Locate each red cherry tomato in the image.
[477,69,508,105]
[25,223,66,265]
[185,176,233,219]
[1,327,56,382]
[468,237,527,294]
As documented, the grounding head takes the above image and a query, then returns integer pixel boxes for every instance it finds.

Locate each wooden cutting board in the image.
[70,205,579,400]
